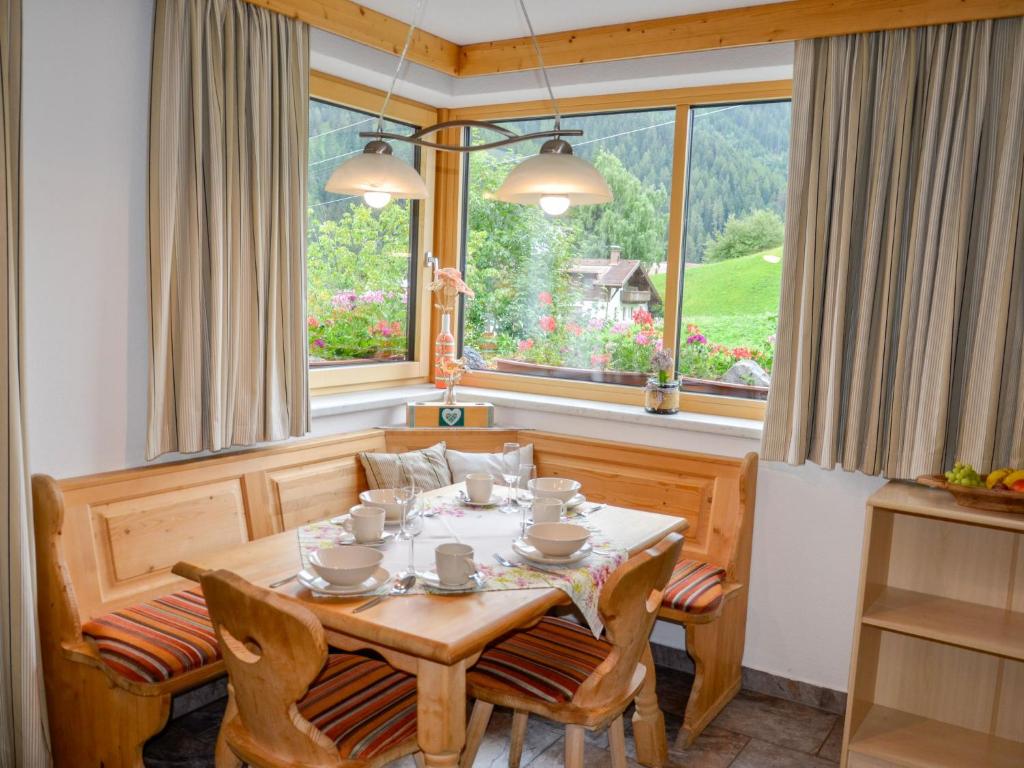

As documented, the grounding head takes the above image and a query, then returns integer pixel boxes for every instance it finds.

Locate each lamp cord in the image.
[377,0,428,134]
[517,0,561,132]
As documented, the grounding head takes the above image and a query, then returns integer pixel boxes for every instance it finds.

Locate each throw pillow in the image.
[446,444,534,485]
[359,442,452,491]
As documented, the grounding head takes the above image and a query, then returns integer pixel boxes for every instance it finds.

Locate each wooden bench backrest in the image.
[381,428,757,580]
[33,431,386,626]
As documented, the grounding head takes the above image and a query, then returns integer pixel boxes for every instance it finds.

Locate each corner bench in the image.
[33,427,755,766]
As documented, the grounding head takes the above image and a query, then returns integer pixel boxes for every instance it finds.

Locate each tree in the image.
[704,209,784,262]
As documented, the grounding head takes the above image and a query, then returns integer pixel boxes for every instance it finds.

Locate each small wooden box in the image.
[406,402,494,428]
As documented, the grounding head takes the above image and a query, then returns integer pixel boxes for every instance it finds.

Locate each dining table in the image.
[173,482,689,768]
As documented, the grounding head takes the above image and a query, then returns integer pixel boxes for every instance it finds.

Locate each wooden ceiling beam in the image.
[457,0,1024,76]
[242,0,460,75]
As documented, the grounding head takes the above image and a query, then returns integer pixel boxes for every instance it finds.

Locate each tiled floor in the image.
[145,666,843,767]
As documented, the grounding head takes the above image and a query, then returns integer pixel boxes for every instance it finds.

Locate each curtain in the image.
[763,18,1024,479]
[147,0,310,459]
[1,0,50,763]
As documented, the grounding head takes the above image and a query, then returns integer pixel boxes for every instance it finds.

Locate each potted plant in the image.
[644,348,680,414]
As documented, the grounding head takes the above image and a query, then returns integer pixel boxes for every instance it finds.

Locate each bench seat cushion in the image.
[82,588,220,684]
[662,560,726,614]
[467,616,611,705]
[300,654,417,759]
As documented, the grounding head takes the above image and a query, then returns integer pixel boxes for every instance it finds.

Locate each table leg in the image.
[417,659,467,768]
[632,643,668,768]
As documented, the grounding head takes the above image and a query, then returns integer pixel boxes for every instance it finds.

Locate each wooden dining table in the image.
[173,483,689,768]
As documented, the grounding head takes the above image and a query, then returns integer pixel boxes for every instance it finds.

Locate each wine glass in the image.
[395,466,420,580]
[516,463,536,539]
[501,443,521,513]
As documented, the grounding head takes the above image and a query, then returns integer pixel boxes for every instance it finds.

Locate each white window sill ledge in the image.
[310,384,763,442]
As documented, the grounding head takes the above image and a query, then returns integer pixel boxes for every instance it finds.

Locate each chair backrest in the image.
[574,532,684,708]
[200,570,342,767]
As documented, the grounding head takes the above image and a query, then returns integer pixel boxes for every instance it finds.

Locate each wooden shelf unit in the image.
[841,482,1024,768]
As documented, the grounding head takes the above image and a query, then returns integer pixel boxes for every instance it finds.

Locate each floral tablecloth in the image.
[296,487,627,636]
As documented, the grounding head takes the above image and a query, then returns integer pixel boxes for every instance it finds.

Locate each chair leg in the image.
[509,711,529,768]
[415,752,427,768]
[608,715,627,768]
[676,599,745,748]
[215,691,243,768]
[461,700,495,768]
[564,724,586,768]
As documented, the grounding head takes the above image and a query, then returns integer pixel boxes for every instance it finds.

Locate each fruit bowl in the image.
[916,475,1024,514]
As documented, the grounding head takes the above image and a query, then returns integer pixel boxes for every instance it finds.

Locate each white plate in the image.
[419,571,483,592]
[297,567,390,596]
[331,514,403,530]
[457,492,503,508]
[513,539,592,566]
[565,493,586,509]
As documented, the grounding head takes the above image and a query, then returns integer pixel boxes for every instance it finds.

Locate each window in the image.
[460,109,676,385]
[676,101,791,400]
[306,99,419,367]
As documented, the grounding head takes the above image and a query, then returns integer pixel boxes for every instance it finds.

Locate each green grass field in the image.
[650,246,782,347]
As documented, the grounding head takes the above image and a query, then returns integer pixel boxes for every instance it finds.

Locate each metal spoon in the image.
[352,573,416,613]
[269,573,298,589]
[493,552,562,576]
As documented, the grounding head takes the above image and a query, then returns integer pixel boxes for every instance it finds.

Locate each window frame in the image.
[307,71,439,396]
[442,80,793,421]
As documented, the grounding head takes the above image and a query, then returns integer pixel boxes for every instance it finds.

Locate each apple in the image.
[1012,478,1024,493]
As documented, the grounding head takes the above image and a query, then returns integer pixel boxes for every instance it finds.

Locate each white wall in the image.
[20,0,881,693]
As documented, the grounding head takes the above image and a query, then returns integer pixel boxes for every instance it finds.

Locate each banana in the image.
[986,468,1013,489]
[1004,470,1024,489]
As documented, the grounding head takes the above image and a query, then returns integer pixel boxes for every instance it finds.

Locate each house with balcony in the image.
[569,246,663,321]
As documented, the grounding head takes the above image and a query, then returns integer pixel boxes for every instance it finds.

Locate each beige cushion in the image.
[359,442,452,491]
[446,444,534,485]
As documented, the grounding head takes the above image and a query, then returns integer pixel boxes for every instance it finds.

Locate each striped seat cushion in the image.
[300,654,417,759]
[467,616,611,704]
[662,560,726,614]
[81,588,220,684]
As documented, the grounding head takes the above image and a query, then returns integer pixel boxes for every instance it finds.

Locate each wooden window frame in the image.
[439,79,793,422]
[307,72,440,396]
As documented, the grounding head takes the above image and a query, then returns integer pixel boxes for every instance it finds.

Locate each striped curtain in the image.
[763,18,1024,479]
[1,0,51,763]
[147,0,310,459]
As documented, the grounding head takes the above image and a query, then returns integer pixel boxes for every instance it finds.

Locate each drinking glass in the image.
[501,442,521,513]
[516,463,536,539]
[395,466,420,580]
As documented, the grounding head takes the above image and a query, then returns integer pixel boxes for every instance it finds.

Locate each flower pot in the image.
[644,379,680,414]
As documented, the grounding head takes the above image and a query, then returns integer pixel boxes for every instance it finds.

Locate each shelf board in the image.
[869,482,1024,532]
[849,704,1024,768]
[862,587,1024,661]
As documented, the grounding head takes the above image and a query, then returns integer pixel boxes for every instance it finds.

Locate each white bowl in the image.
[529,477,582,503]
[359,489,406,522]
[310,546,383,586]
[526,523,590,558]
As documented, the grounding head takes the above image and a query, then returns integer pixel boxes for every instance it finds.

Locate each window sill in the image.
[309,383,762,442]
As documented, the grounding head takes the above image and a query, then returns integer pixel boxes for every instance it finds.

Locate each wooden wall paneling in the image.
[265,456,366,532]
[994,659,1024,742]
[382,428,522,454]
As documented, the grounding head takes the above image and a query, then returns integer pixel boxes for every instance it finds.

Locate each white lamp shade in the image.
[494,152,613,207]
[325,151,428,200]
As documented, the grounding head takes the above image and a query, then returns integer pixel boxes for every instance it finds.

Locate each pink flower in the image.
[331,291,356,311]
[612,321,630,334]
[687,333,707,345]
[307,316,319,328]
[566,322,582,337]
[588,316,606,330]
[538,291,553,305]
[635,332,651,346]
[313,338,326,349]
[518,338,534,351]
[539,315,556,333]
[359,290,386,304]
[591,353,610,367]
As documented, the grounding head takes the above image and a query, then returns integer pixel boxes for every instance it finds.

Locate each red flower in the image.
[539,315,557,333]
[307,316,319,328]
[566,322,582,337]
[732,347,753,359]
[590,353,610,367]
[538,291,553,305]
[518,338,534,351]
[632,308,654,326]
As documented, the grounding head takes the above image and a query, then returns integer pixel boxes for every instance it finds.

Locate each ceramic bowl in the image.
[528,477,582,503]
[526,522,590,558]
[358,489,406,522]
[309,546,383,586]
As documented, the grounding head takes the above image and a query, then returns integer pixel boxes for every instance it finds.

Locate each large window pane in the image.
[306,99,419,366]
[461,110,675,385]
[677,101,790,399]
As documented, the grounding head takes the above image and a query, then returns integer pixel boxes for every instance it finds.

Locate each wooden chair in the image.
[460,532,685,768]
[199,569,423,768]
